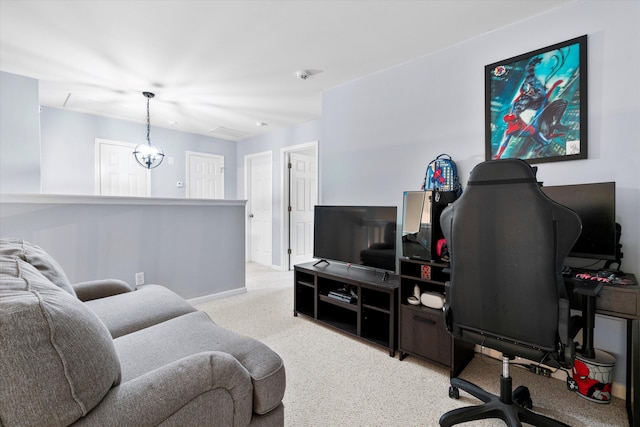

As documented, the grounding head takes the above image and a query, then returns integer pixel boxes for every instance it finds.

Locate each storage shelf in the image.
[316,317,358,336]
[362,303,391,314]
[294,261,398,356]
[319,294,358,312]
[296,280,314,288]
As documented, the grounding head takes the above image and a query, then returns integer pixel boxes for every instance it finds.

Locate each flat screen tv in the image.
[313,206,397,272]
[541,182,618,261]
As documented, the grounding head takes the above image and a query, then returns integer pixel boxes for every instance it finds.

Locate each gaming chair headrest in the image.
[467,159,538,185]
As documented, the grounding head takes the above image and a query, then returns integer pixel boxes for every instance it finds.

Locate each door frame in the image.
[244,150,273,264]
[281,140,319,271]
[94,138,150,196]
[185,151,225,199]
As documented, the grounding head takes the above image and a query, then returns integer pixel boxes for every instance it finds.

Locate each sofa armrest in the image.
[71,352,254,427]
[73,279,134,301]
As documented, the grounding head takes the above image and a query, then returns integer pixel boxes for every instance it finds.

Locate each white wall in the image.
[319,0,639,388]
[40,107,239,199]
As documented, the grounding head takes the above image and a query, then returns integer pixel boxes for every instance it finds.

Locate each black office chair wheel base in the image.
[512,386,532,409]
[449,385,460,399]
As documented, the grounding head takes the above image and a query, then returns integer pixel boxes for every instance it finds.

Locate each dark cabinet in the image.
[398,258,474,376]
[400,306,451,363]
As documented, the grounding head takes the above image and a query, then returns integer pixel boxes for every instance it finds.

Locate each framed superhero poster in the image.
[485,35,587,164]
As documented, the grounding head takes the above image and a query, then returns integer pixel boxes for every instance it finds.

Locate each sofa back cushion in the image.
[0,256,121,427]
[0,238,76,296]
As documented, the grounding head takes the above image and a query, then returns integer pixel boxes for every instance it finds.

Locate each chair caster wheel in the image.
[513,385,533,409]
[449,386,460,399]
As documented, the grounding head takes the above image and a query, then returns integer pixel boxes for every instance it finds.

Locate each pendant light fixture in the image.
[133,91,165,169]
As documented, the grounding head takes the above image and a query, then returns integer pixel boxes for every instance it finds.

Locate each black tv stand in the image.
[294,261,399,356]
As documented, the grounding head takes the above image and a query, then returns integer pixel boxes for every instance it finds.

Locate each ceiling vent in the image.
[63,93,133,120]
[208,126,250,141]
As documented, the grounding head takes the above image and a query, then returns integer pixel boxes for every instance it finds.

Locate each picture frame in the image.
[485,35,587,164]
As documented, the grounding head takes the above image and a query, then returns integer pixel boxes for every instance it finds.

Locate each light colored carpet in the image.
[197,263,629,426]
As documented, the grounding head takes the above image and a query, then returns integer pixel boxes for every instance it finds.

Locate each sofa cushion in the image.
[114,311,286,415]
[84,284,197,338]
[0,256,121,427]
[0,238,76,296]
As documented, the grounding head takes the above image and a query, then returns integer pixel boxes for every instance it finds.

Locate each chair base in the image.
[440,357,570,427]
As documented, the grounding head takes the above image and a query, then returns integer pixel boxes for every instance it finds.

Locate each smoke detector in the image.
[296,70,312,80]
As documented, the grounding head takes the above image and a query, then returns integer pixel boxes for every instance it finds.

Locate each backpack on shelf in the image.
[421,153,462,197]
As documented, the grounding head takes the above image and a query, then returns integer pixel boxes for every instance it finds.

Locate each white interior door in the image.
[246,152,272,266]
[186,152,224,199]
[288,151,316,267]
[96,139,149,196]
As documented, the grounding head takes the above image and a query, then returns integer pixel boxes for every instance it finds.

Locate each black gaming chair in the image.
[438,159,582,427]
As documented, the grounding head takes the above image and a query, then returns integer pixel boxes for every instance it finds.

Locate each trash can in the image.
[572,348,616,403]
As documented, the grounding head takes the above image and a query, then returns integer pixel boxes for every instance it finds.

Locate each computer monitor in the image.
[541,182,618,262]
[401,191,457,261]
[401,191,432,260]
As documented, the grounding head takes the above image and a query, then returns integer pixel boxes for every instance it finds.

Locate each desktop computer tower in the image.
[401,190,457,262]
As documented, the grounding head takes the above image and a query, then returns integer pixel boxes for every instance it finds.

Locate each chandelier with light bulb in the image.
[133,91,164,169]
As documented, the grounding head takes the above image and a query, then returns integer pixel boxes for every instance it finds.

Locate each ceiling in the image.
[0,0,573,141]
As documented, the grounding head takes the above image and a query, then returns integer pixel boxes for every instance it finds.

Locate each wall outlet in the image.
[176,181,184,188]
[135,272,145,286]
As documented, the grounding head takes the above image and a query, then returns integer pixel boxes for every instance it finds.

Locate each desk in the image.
[566,272,639,427]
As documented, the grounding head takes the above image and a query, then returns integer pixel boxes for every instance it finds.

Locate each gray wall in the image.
[0,72,41,193]
[319,0,637,387]
[0,88,246,298]
[40,106,239,199]
[1,0,637,387]
[320,0,639,276]
[0,194,246,300]
[236,0,640,386]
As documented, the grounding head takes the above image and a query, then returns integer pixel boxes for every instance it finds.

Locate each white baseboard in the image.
[188,287,247,305]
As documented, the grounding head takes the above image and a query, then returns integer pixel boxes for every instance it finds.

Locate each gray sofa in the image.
[0,239,285,427]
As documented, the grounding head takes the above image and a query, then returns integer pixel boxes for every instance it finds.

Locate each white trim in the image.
[185,151,225,199]
[187,287,247,305]
[280,140,319,271]
[1,193,246,206]
[94,138,150,196]
[244,150,273,264]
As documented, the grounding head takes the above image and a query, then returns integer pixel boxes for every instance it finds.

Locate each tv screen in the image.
[313,206,397,272]
[541,182,617,261]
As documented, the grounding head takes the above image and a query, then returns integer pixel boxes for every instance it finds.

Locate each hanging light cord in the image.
[146,95,151,145]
